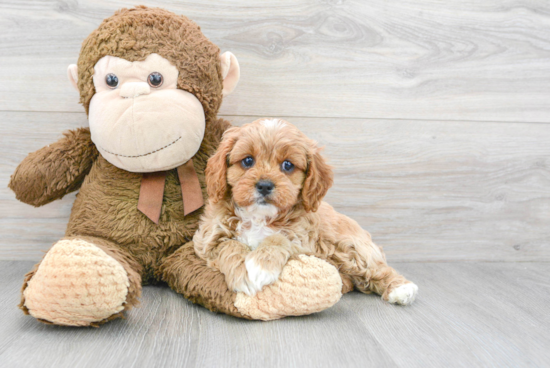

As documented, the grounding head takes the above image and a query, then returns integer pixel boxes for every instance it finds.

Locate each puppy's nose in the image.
[256,180,274,196]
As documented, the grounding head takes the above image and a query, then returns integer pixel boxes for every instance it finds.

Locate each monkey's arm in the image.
[9,127,98,207]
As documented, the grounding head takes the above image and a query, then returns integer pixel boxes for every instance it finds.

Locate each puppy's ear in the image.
[206,127,240,203]
[302,144,334,212]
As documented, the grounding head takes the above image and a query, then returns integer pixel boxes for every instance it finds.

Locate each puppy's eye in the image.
[105,73,119,89]
[241,156,255,169]
[148,72,163,87]
[281,160,294,173]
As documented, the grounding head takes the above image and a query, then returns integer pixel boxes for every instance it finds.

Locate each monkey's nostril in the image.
[256,180,274,196]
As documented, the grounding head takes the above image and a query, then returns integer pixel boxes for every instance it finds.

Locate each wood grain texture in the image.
[1,112,548,261]
[1,261,548,367]
[1,0,550,122]
[1,2,548,366]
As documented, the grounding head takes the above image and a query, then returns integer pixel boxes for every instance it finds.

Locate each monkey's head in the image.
[67,6,239,172]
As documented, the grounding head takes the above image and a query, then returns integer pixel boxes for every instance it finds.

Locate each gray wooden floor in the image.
[1,261,549,368]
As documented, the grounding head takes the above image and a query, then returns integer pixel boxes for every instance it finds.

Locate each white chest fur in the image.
[234,204,279,250]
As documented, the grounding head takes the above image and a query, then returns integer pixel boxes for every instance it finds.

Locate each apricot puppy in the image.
[193,118,418,305]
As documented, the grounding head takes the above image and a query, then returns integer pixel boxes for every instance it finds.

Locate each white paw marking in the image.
[233,279,256,296]
[245,258,280,294]
[388,283,418,305]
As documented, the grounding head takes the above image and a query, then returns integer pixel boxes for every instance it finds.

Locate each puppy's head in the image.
[206,118,333,214]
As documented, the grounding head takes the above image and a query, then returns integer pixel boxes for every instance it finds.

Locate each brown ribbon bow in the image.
[137,159,204,224]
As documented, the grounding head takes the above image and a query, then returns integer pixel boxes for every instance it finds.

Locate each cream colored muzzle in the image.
[119,82,151,98]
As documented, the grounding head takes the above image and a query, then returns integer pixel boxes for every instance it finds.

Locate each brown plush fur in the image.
[12,115,229,280]
[9,6,251,324]
[158,242,250,319]
[64,116,229,284]
[76,6,223,123]
[9,128,98,207]
[194,119,415,301]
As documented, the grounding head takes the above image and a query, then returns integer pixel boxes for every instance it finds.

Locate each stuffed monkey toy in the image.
[9,6,344,326]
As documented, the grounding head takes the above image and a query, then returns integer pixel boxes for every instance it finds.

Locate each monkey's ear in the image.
[67,64,79,91]
[220,51,240,96]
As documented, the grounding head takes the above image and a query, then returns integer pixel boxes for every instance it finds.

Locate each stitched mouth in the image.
[98,136,182,158]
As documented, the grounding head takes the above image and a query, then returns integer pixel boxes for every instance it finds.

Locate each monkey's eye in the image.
[241,156,255,169]
[148,72,163,87]
[105,73,119,89]
[281,160,294,173]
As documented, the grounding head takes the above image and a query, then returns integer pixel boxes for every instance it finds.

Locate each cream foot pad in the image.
[234,255,343,321]
[23,238,130,326]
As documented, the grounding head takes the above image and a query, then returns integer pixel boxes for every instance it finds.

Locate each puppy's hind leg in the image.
[363,265,418,306]
[332,237,418,306]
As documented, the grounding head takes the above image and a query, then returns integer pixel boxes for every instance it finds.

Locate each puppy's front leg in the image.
[245,234,295,293]
[216,240,256,296]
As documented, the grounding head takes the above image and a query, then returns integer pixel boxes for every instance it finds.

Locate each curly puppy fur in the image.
[194,119,418,303]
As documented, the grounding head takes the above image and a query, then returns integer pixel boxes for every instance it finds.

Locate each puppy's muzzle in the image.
[256,180,274,197]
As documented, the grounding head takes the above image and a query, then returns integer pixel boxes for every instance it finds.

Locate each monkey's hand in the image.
[9,127,98,207]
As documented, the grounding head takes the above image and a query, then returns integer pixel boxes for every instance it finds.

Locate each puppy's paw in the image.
[387,283,418,306]
[245,258,280,294]
[230,263,277,297]
[225,267,258,296]
[232,278,257,296]
[234,255,343,321]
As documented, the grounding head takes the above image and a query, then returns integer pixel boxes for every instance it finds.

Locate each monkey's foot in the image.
[21,238,132,326]
[234,255,343,320]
